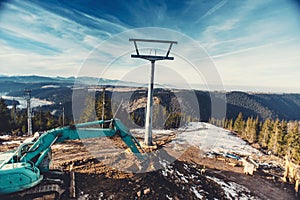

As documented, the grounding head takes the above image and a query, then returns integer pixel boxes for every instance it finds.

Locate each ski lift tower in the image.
[24,89,33,135]
[129,38,177,146]
[101,86,106,128]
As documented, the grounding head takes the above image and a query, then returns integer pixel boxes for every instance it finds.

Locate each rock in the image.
[137,191,141,197]
[99,192,104,197]
[144,188,151,195]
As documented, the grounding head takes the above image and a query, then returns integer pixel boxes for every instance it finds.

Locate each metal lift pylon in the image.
[129,38,177,146]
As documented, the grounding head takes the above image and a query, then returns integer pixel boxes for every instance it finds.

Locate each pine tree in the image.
[209,117,216,125]
[164,112,182,129]
[16,111,27,134]
[44,111,59,130]
[285,121,300,163]
[243,117,253,140]
[233,112,244,135]
[79,95,97,123]
[95,91,112,122]
[249,117,259,143]
[279,120,288,156]
[153,103,167,129]
[221,118,226,128]
[268,119,285,155]
[258,118,272,148]
[0,98,10,132]
[33,110,51,131]
[227,119,233,131]
[21,124,26,134]
[186,115,192,124]
[10,100,17,130]
[130,110,144,127]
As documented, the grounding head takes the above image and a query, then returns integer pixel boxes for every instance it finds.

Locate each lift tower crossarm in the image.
[131,54,174,61]
[129,38,177,61]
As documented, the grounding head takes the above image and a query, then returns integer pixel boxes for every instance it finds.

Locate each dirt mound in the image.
[74,160,227,200]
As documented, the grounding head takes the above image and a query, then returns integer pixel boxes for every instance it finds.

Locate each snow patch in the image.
[2,140,21,145]
[41,85,60,88]
[191,186,203,199]
[176,170,189,183]
[159,159,174,177]
[131,122,261,158]
[132,129,173,136]
[207,176,257,200]
[0,135,10,140]
[1,95,53,109]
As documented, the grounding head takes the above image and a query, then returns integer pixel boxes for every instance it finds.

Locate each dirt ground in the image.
[0,134,298,200]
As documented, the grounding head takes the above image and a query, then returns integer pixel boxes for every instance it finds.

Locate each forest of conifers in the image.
[210,113,300,164]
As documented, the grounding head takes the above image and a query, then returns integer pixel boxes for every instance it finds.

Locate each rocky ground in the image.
[0,124,299,200]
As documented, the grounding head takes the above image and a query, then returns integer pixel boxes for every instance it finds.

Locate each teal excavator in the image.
[0,118,143,199]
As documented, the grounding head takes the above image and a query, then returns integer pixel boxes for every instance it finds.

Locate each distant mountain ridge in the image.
[125,89,300,122]
[0,75,299,121]
[0,75,115,84]
[0,75,140,93]
[0,75,64,83]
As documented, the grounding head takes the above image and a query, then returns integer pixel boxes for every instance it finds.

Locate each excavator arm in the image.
[18,119,142,168]
[0,118,143,195]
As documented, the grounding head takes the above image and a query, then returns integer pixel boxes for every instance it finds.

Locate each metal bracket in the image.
[129,38,177,61]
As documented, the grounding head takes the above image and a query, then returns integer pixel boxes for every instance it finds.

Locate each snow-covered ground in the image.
[175,122,262,157]
[206,176,258,200]
[0,135,23,145]
[1,95,54,109]
[158,157,257,199]
[132,122,262,157]
[0,135,10,140]
[41,85,60,89]
[152,123,263,199]
[132,128,173,135]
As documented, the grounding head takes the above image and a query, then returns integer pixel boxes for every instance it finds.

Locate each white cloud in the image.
[0,0,299,93]
[198,0,228,21]
[212,38,300,92]
[0,0,129,77]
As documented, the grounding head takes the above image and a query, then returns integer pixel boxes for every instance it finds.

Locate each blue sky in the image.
[0,0,299,92]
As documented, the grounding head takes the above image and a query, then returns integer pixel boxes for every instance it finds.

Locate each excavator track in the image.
[0,170,70,200]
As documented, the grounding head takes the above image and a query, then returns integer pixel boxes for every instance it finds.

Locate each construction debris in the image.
[283,155,300,195]
[241,156,259,176]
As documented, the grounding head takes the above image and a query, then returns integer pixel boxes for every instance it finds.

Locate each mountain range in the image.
[123,89,300,122]
[0,75,299,122]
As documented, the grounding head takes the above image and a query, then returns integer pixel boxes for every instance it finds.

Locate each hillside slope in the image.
[125,89,300,122]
